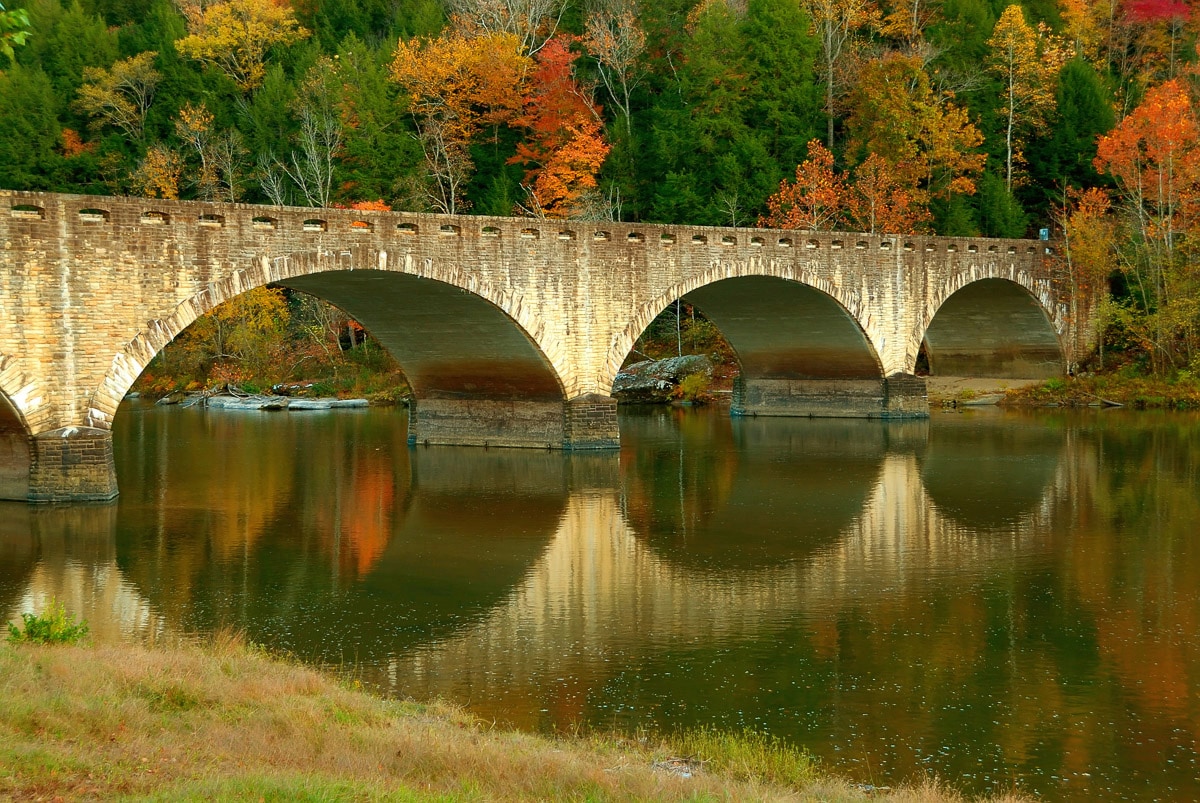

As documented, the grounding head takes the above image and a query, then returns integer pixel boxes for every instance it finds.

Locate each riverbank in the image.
[0,636,1026,802]
[998,373,1200,409]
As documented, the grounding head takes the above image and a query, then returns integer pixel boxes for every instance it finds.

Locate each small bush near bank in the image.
[676,372,714,404]
[7,599,89,645]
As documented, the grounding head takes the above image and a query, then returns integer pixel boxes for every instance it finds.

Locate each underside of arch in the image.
[0,390,31,501]
[281,270,616,449]
[678,277,926,418]
[924,278,1064,379]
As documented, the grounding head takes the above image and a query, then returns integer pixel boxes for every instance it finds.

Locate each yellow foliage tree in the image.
[175,0,309,92]
[390,31,530,213]
[987,5,1069,190]
[847,54,984,203]
[74,52,161,141]
[132,144,183,199]
[173,286,292,384]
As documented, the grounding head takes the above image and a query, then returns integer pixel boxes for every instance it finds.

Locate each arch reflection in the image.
[619,409,892,570]
[920,411,1064,531]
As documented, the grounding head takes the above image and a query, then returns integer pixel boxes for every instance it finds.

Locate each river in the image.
[2,403,1199,800]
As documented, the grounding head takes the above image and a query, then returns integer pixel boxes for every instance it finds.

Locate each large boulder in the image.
[613,354,713,404]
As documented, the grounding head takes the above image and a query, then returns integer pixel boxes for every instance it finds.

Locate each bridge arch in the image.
[606,265,881,391]
[90,244,571,422]
[88,245,580,448]
[608,265,930,418]
[919,276,1066,378]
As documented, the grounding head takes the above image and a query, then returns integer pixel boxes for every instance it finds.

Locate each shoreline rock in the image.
[613,355,713,404]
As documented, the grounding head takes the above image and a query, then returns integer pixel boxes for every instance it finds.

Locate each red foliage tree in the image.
[508,35,610,217]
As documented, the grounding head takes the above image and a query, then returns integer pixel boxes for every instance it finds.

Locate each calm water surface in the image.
[3,404,1200,800]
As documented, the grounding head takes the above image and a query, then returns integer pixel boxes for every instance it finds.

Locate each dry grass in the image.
[0,634,1028,802]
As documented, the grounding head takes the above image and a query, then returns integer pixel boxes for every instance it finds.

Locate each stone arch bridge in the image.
[0,190,1093,501]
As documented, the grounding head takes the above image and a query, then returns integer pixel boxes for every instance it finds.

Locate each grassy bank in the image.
[1000,373,1200,410]
[0,635,1027,802]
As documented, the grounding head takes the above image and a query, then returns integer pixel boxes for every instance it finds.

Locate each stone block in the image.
[28,428,118,503]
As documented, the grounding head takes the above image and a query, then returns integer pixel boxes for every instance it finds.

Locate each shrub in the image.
[7,599,89,645]
[676,372,713,404]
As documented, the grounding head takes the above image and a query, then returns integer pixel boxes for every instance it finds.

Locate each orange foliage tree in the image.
[509,36,610,217]
[1094,78,1200,371]
[761,140,932,234]
[390,31,531,214]
[846,153,931,233]
[759,140,846,230]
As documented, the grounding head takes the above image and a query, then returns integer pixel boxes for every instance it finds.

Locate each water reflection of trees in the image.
[112,407,564,662]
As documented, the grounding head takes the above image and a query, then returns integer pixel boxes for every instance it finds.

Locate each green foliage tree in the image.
[0,64,61,189]
[0,1,32,63]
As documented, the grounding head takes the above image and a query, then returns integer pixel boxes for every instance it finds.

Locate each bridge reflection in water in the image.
[3,406,1200,800]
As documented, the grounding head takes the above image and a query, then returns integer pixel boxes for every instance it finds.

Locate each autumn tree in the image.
[846,153,931,233]
[508,36,610,216]
[132,144,184,199]
[987,5,1068,191]
[802,0,880,148]
[74,52,161,141]
[447,0,564,55]
[171,286,292,383]
[175,0,310,92]
[280,56,345,208]
[1094,79,1200,371]
[846,53,984,205]
[584,0,645,138]
[759,139,846,230]
[176,102,247,202]
[1055,186,1118,364]
[390,31,530,214]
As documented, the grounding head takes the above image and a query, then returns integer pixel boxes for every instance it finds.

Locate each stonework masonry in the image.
[1,191,1096,501]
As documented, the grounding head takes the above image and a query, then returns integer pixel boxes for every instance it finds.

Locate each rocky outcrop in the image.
[612,355,713,404]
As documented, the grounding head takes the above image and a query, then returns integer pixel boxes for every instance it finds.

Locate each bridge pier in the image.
[27,428,118,503]
[408,394,619,450]
[732,375,928,420]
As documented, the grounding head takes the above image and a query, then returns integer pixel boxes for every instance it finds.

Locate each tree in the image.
[1094,78,1200,371]
[584,0,645,138]
[447,0,564,55]
[132,143,183,198]
[846,53,985,204]
[986,5,1068,191]
[175,101,247,202]
[333,34,424,207]
[846,153,931,233]
[1054,186,1117,365]
[390,30,530,213]
[759,139,846,230]
[74,52,162,141]
[509,36,610,216]
[0,1,31,64]
[0,65,61,190]
[1024,57,1114,209]
[175,0,310,92]
[277,56,345,208]
[802,0,880,148]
